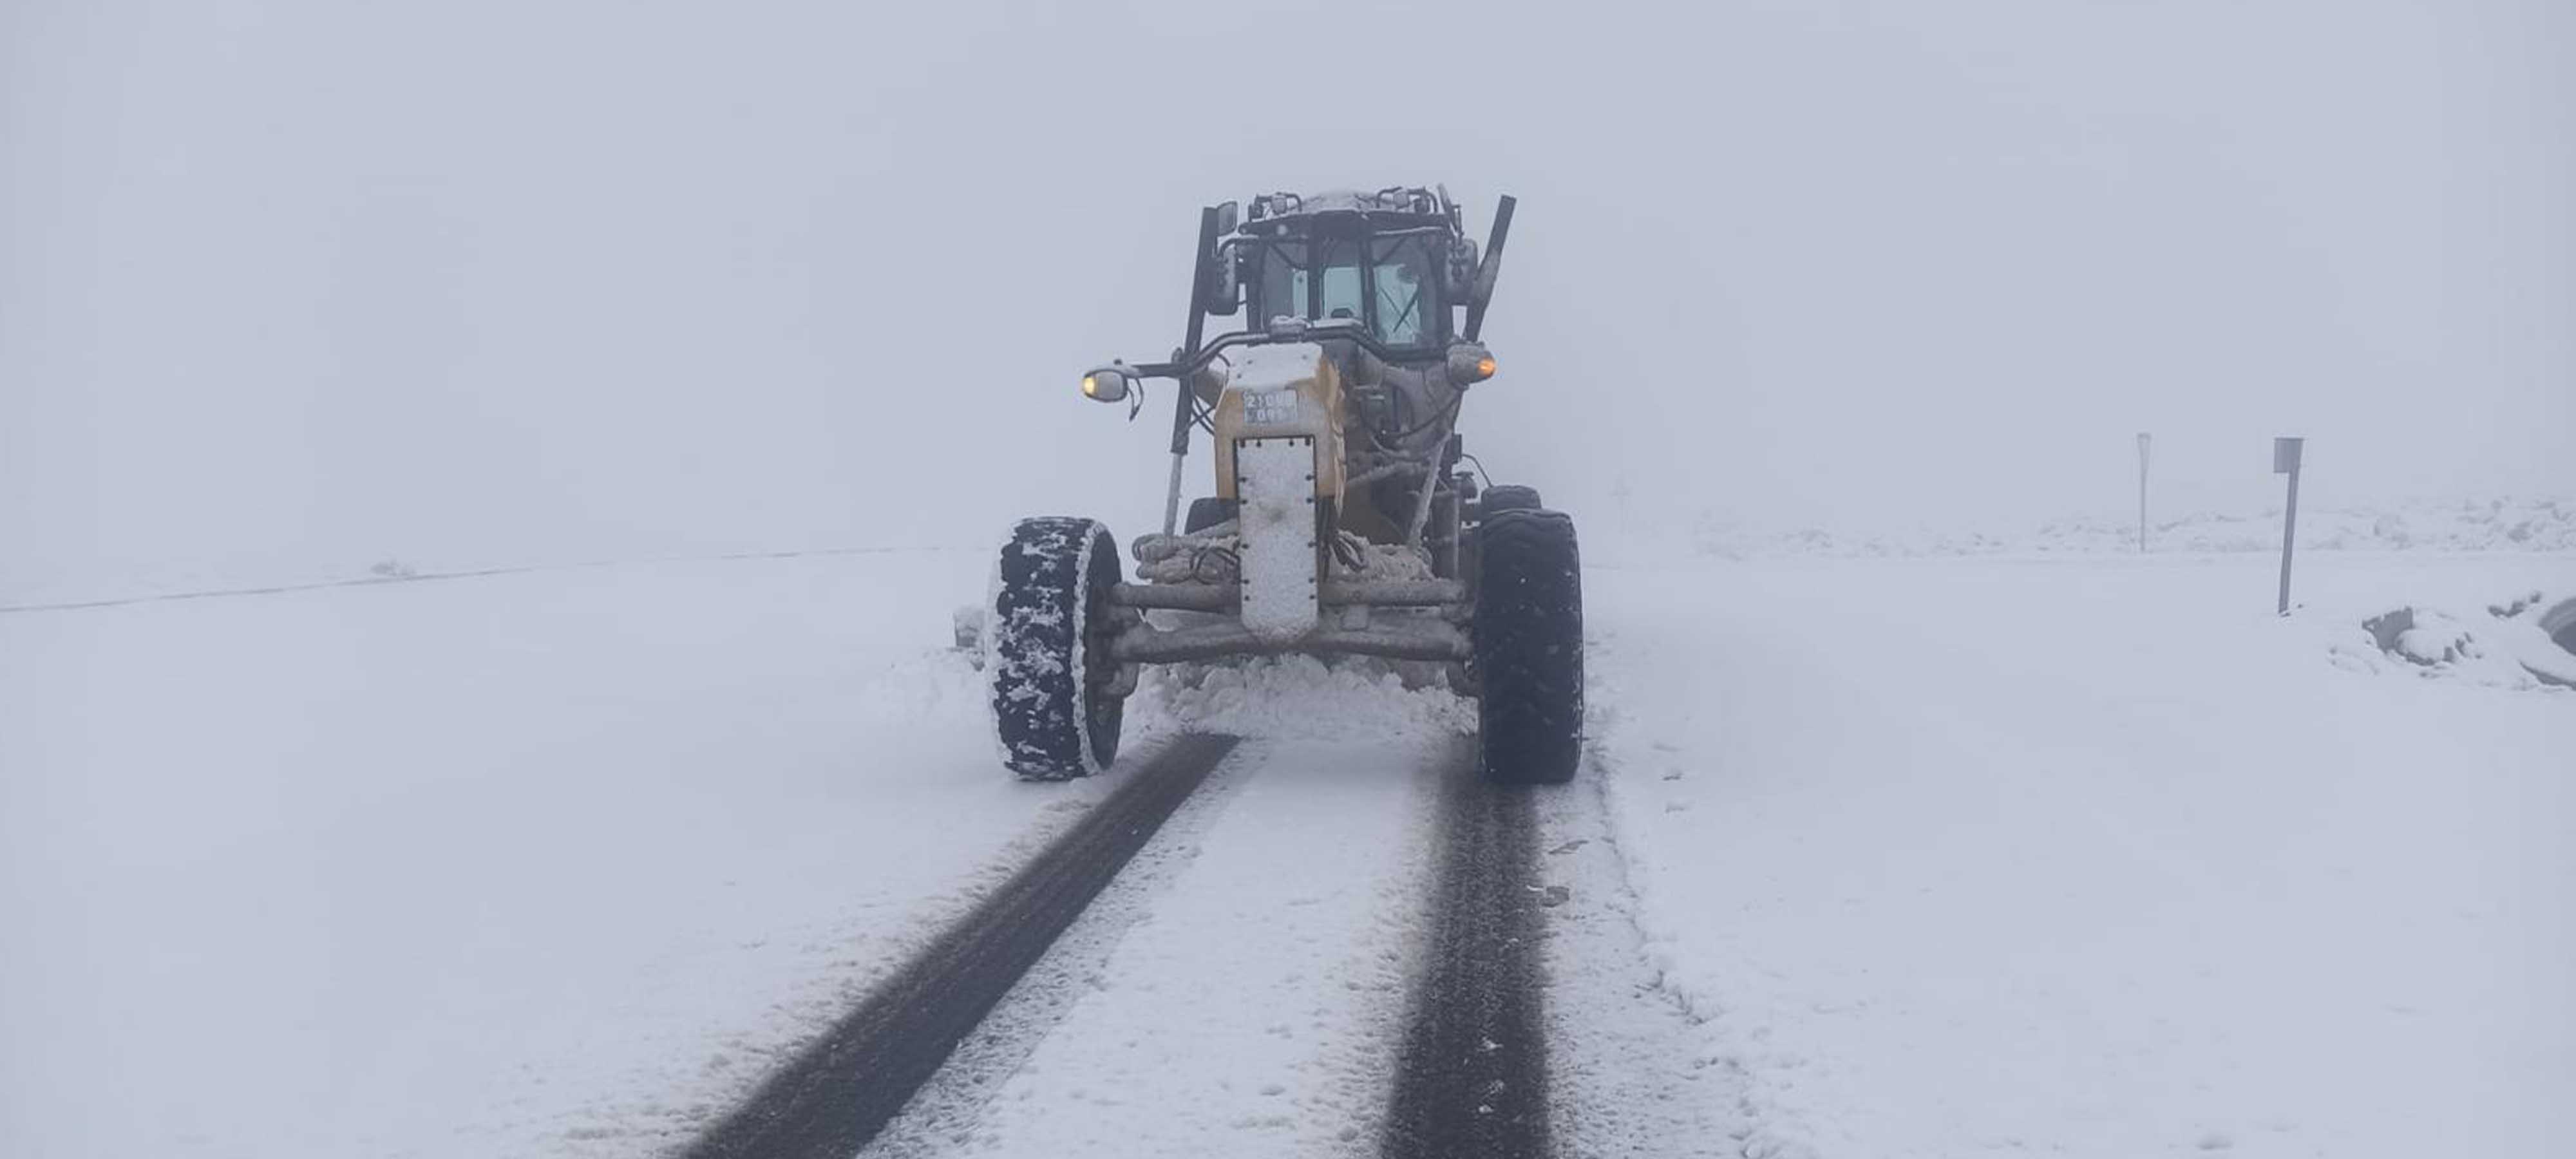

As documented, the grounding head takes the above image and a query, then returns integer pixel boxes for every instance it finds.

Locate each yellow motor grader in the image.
[985,187,1581,784]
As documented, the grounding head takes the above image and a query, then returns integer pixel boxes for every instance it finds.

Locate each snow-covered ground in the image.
[0,550,1113,1157]
[5,520,2570,1157]
[1582,551,2576,1158]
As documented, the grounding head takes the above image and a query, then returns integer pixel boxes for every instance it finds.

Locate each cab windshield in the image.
[1249,233,1441,348]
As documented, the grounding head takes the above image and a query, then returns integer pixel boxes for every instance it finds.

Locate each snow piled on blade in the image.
[1130,655,1475,740]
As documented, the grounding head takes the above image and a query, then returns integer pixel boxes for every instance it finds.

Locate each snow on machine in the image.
[983,187,1581,784]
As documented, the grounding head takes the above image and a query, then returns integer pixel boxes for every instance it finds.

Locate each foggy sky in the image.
[5,0,2570,596]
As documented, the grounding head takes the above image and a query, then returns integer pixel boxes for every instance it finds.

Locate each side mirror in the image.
[1213,200,1240,235]
[1204,243,1241,316]
[1462,194,1515,341]
[1079,364,1134,404]
[1443,238,1479,300]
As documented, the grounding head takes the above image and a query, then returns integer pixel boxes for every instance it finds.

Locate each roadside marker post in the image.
[2136,432,2152,553]
[2274,437,2304,616]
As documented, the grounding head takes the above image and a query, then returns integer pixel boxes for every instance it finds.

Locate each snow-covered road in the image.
[5,540,2570,1158]
[869,735,1448,1159]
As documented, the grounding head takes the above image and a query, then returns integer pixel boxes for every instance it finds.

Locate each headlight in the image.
[1446,343,1497,384]
[1079,365,1133,403]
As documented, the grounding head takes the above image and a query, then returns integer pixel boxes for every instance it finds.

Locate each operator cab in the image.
[1225,187,1476,359]
[1072,185,1503,410]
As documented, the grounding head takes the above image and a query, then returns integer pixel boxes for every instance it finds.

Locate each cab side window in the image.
[1255,242,1309,323]
[1316,238,1363,323]
[1370,236,1435,346]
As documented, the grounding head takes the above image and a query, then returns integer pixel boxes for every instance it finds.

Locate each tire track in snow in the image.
[889,735,1453,1158]
[1382,742,1553,1159]
[681,733,1240,1159]
[855,728,1280,1158]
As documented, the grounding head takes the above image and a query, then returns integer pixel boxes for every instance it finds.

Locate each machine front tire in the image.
[987,517,1125,780]
[1474,509,1584,785]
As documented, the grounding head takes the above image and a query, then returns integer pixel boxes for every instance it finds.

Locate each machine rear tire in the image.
[1185,497,1238,534]
[1474,509,1584,785]
[1480,484,1544,516]
[987,517,1124,780]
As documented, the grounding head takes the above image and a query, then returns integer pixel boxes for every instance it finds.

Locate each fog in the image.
[5,0,2569,596]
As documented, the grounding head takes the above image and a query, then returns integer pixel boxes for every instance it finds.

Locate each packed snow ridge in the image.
[1687,495,2576,560]
[2335,589,2576,691]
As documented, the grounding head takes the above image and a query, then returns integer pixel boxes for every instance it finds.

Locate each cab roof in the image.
[1240,186,1463,238]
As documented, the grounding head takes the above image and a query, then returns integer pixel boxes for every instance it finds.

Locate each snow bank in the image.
[2331,590,2576,690]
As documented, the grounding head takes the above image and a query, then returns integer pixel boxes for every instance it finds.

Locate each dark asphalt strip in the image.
[683,733,1240,1159]
[1382,740,1554,1159]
